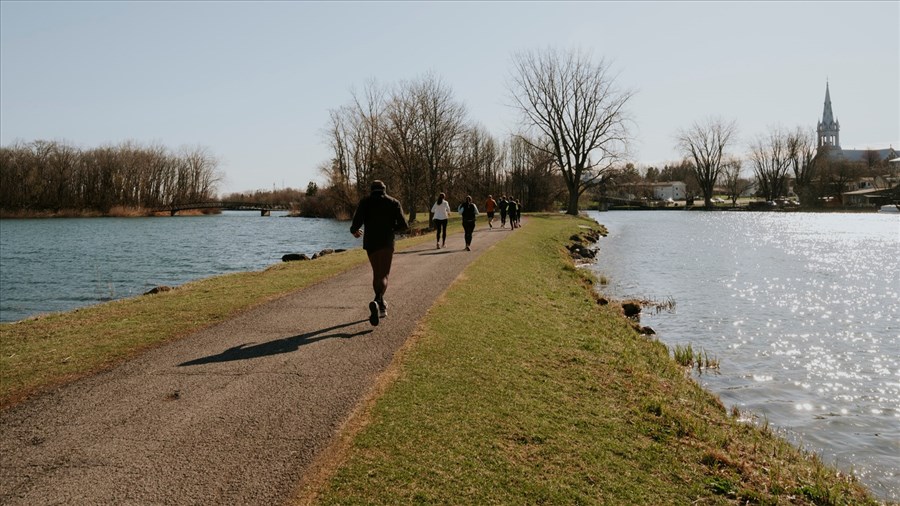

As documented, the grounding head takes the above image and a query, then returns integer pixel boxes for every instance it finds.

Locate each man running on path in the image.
[485,194,497,229]
[350,180,408,326]
[458,195,479,251]
[499,195,508,228]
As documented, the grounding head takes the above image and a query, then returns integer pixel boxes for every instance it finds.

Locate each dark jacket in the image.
[506,200,518,217]
[350,190,409,251]
[460,202,477,223]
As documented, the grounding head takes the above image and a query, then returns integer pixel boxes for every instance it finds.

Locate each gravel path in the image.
[1,225,510,505]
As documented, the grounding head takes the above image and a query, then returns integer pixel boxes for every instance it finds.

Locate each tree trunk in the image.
[566,190,580,215]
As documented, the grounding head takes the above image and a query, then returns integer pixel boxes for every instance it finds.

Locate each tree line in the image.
[3,48,893,218]
[663,118,893,207]
[317,72,568,222]
[318,49,633,220]
[0,140,221,214]
[594,117,896,209]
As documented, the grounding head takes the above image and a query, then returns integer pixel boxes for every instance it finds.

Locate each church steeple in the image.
[817,81,840,149]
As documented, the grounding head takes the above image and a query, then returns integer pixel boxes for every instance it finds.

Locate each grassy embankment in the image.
[0,213,878,504]
[300,214,877,505]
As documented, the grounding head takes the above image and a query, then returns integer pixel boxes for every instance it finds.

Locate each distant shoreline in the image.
[1,205,885,219]
[0,207,218,219]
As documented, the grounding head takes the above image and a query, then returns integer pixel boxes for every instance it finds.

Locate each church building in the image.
[816,82,900,207]
[816,82,897,163]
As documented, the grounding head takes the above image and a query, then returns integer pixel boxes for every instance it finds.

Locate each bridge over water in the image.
[597,196,654,210]
[154,202,291,216]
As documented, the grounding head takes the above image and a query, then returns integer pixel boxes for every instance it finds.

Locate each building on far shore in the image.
[618,181,686,202]
[816,81,898,207]
[649,181,686,201]
[817,81,897,163]
[842,174,900,207]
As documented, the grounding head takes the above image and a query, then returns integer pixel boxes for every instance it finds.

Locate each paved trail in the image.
[1,226,510,505]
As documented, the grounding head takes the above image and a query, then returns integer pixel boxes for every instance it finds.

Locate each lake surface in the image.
[585,210,899,501]
[0,212,359,323]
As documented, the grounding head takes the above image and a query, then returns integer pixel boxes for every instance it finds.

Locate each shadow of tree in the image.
[178,320,371,366]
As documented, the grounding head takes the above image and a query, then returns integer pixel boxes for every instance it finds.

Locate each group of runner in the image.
[432,193,522,251]
[484,194,522,230]
[350,181,524,326]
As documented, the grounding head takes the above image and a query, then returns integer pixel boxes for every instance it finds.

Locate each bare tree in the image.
[786,127,820,206]
[862,149,883,170]
[456,125,500,202]
[508,47,633,215]
[824,159,865,200]
[322,106,352,208]
[720,158,752,206]
[381,81,424,222]
[749,127,792,201]
[0,140,32,210]
[675,117,738,207]
[412,73,468,212]
[46,141,80,211]
[349,81,387,198]
[322,80,387,216]
[503,134,562,211]
[177,145,220,203]
[0,139,221,214]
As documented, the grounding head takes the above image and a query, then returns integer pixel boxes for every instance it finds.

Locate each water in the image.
[0,212,359,323]
[585,210,900,501]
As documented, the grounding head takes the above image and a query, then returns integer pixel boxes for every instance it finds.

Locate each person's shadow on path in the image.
[178,320,372,366]
[413,249,458,256]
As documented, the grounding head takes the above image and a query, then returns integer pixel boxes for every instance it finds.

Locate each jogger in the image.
[350,180,409,326]
[458,195,479,251]
[431,192,451,249]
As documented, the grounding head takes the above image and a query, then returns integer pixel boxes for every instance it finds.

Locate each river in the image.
[585,210,899,501]
[0,211,358,323]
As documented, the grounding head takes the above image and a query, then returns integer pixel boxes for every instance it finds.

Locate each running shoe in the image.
[368,301,380,326]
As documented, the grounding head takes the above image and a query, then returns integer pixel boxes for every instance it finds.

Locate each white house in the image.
[650,181,686,201]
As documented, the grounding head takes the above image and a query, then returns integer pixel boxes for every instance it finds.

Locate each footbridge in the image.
[155,202,291,216]
[597,196,653,210]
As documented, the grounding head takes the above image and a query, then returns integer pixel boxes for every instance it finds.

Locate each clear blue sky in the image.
[2,1,898,195]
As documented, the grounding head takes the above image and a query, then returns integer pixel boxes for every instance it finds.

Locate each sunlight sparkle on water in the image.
[585,211,900,500]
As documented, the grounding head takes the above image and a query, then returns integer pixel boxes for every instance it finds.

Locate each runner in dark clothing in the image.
[350,180,409,326]
[507,198,519,229]
[498,196,508,228]
[457,195,479,251]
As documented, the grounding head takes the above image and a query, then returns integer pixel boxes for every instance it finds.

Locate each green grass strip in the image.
[312,214,876,505]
